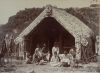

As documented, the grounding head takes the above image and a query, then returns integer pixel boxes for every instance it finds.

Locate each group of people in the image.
[26,43,76,67]
[50,43,76,67]
[32,44,50,64]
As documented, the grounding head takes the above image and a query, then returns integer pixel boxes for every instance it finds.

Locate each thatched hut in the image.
[15,6,95,61]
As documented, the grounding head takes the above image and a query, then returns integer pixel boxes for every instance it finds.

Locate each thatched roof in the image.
[15,6,94,43]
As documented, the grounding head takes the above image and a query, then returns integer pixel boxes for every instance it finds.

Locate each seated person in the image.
[33,45,43,64]
[39,51,50,65]
[69,48,76,58]
[50,52,60,66]
[45,51,50,62]
[26,52,32,64]
[33,44,49,64]
[41,44,50,62]
[52,43,59,56]
[60,51,70,67]
[66,48,75,67]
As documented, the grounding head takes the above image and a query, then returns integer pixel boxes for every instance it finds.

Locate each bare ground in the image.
[0,61,100,73]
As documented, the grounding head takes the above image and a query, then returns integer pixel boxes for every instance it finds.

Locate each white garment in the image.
[50,56,60,67]
[34,48,42,56]
[50,62,60,67]
[46,53,50,61]
[52,46,59,56]
[61,55,70,65]
[67,53,74,67]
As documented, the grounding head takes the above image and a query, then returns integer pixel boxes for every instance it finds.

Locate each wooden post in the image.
[24,40,27,60]
[59,30,63,53]
[75,38,81,60]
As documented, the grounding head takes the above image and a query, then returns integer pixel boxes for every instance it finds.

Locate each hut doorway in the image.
[25,17,75,55]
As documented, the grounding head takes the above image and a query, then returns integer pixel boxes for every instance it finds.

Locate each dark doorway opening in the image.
[25,17,75,55]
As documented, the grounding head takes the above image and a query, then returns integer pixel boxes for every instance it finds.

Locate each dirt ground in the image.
[0,61,100,73]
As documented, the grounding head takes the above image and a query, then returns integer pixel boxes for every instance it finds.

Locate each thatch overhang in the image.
[15,6,94,43]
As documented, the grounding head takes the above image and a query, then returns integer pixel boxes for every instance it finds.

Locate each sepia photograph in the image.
[0,0,100,73]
